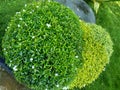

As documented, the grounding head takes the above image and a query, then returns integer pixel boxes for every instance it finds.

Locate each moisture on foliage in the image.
[2,0,113,90]
[2,1,83,90]
[0,0,37,57]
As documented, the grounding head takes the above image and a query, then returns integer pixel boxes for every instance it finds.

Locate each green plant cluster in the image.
[70,21,113,89]
[2,1,83,89]
[0,0,36,57]
[80,1,120,90]
[2,0,113,90]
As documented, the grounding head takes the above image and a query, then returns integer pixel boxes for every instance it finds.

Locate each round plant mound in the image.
[70,21,113,89]
[2,1,83,90]
[2,1,113,90]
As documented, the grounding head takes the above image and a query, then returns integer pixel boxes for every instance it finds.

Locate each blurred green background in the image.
[0,0,120,90]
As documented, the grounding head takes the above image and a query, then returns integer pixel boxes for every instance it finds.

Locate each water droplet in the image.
[62,86,69,90]
[83,84,86,87]
[4,48,6,51]
[16,12,20,14]
[32,36,35,39]
[56,84,59,87]
[25,4,27,7]
[13,65,18,71]
[55,73,59,76]
[18,24,20,28]
[36,6,39,8]
[30,11,32,14]
[7,26,10,29]
[46,23,51,28]
[23,9,26,12]
[32,66,34,69]
[19,18,23,21]
[75,55,79,58]
[30,58,33,61]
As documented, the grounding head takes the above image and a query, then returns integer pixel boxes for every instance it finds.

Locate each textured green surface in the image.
[0,0,117,90]
[0,0,36,57]
[2,1,83,89]
[71,21,113,89]
[80,1,120,90]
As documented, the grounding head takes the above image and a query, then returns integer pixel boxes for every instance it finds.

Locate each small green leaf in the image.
[93,0,101,13]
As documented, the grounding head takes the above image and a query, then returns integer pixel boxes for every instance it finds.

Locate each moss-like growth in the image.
[70,21,113,89]
[0,0,36,57]
[2,0,113,90]
[2,1,83,89]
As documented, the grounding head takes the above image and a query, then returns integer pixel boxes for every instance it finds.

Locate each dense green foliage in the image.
[81,1,120,90]
[0,0,116,90]
[0,0,37,57]
[2,1,83,89]
[71,21,113,89]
